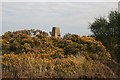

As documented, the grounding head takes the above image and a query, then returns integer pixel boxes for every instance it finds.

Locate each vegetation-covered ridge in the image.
[1,29,118,78]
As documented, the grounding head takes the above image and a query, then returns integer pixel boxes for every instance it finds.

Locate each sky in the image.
[1,1,120,36]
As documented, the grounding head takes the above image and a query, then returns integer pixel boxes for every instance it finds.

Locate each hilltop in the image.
[1,29,119,78]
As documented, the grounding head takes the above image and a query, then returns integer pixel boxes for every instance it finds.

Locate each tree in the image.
[89,11,120,63]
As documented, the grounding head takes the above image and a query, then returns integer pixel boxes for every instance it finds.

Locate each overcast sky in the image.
[1,2,119,36]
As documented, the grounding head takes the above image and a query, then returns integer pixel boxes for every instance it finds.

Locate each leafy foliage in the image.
[1,29,113,78]
[89,11,120,63]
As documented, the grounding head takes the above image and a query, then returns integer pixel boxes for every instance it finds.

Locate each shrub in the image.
[1,30,113,78]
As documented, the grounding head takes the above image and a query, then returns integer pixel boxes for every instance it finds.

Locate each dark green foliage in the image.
[89,11,120,63]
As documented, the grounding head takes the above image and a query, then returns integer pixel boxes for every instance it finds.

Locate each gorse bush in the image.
[2,30,110,60]
[1,29,114,78]
[64,34,110,60]
[2,52,95,78]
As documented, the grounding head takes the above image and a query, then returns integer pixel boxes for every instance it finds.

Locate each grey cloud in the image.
[2,2,118,36]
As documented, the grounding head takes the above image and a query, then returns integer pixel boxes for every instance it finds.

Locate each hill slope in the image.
[1,30,118,78]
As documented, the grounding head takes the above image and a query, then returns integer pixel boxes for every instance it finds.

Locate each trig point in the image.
[52,27,61,38]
